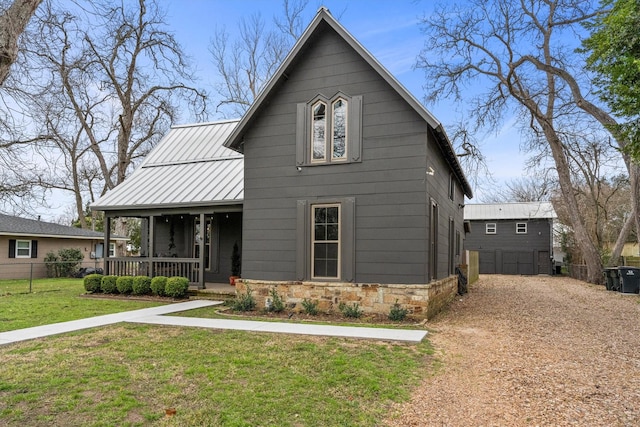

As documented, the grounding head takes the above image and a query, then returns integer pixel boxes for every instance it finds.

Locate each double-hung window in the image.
[486,223,496,234]
[297,92,362,166]
[312,204,340,279]
[16,240,31,258]
[516,222,527,234]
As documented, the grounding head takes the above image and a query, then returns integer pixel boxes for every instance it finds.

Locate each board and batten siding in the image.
[241,23,464,284]
[465,219,553,275]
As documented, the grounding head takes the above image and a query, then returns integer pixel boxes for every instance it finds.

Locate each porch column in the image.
[149,215,155,277]
[198,212,206,289]
[104,215,112,275]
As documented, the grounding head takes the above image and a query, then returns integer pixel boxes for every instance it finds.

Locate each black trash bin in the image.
[617,266,640,294]
[603,267,620,291]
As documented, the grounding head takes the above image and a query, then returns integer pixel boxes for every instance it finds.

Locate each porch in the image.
[103,209,242,288]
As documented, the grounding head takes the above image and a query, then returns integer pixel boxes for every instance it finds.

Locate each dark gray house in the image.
[92,8,473,303]
[464,202,556,275]
[225,7,472,285]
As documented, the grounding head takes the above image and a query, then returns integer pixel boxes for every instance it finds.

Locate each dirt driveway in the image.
[386,275,640,426]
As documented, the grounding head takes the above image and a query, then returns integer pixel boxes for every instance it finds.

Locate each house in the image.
[464,202,556,275]
[0,213,126,280]
[92,8,473,317]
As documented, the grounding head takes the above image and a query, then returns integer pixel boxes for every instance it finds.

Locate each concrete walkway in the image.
[0,300,427,346]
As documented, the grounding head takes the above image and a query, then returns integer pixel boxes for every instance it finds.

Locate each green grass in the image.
[0,324,433,426]
[0,278,164,332]
[0,278,435,426]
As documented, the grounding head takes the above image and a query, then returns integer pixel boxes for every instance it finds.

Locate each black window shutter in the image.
[295,200,308,281]
[8,239,16,258]
[31,240,38,258]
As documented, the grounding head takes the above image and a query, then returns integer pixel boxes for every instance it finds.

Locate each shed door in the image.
[479,250,496,274]
[538,251,550,275]
[503,251,534,275]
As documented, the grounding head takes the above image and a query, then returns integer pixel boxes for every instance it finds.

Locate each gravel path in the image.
[386,275,640,426]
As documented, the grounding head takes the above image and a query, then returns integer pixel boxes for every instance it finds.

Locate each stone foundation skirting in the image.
[234,276,458,320]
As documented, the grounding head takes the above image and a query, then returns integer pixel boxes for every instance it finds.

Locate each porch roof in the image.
[91,120,243,211]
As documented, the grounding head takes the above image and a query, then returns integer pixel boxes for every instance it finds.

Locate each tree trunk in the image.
[0,0,41,86]
[608,212,634,266]
[542,121,604,283]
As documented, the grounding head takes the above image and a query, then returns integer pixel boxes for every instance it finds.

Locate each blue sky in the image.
[161,0,527,198]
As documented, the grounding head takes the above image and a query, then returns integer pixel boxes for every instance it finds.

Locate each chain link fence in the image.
[0,260,104,294]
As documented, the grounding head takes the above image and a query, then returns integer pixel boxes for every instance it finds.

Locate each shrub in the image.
[44,251,59,278]
[232,286,256,312]
[83,274,103,293]
[165,276,189,298]
[57,248,84,277]
[266,288,285,313]
[301,298,319,315]
[150,276,167,296]
[101,275,118,294]
[43,248,84,278]
[132,276,152,295]
[388,300,409,322]
[116,276,134,294]
[339,302,363,318]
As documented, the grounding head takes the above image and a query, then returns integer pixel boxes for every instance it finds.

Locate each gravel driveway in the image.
[386,275,640,426]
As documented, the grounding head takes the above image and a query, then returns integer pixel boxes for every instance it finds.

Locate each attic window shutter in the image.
[31,240,38,258]
[8,239,16,258]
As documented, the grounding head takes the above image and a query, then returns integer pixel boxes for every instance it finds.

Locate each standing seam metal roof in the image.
[463,202,557,220]
[91,120,243,211]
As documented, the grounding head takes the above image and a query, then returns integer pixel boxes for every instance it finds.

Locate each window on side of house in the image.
[16,240,31,258]
[486,223,496,234]
[516,222,527,234]
[296,93,362,166]
[108,243,116,257]
[312,204,340,279]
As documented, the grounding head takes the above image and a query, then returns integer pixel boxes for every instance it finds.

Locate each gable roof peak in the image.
[223,4,473,198]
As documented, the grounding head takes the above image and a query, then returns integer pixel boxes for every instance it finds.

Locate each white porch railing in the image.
[106,257,200,284]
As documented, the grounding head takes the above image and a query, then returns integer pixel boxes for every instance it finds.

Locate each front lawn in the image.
[0,278,434,426]
[0,323,433,426]
[0,278,164,332]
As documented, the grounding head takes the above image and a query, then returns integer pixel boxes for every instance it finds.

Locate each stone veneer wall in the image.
[235,276,458,320]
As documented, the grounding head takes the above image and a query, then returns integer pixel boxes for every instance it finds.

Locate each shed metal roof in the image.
[0,213,121,240]
[91,120,243,211]
[464,202,557,220]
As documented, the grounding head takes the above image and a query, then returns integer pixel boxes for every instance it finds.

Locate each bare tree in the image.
[209,0,310,117]
[417,0,633,283]
[0,0,41,86]
[7,0,206,227]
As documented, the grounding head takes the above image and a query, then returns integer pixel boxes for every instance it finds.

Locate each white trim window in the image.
[312,204,340,279]
[516,222,528,234]
[108,243,116,257]
[486,223,497,234]
[16,240,31,258]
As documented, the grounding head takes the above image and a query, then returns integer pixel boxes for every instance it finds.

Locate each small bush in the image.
[388,300,409,322]
[266,288,285,313]
[150,276,167,296]
[83,274,103,293]
[116,276,134,294]
[301,298,319,315]
[100,275,118,294]
[339,302,363,318]
[44,252,59,278]
[165,276,189,298]
[232,286,256,312]
[132,276,152,295]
